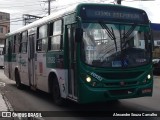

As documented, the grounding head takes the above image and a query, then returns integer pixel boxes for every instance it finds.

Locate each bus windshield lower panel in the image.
[81,23,151,68]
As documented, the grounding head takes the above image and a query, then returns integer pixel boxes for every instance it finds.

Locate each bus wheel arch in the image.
[48,72,64,105]
[15,68,23,89]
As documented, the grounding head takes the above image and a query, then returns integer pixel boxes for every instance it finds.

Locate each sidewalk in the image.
[0,90,14,120]
[0,92,8,111]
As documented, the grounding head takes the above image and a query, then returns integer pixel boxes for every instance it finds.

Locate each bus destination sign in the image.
[87,10,142,21]
[80,6,148,24]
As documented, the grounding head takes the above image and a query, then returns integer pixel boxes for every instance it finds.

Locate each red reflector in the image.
[142,89,152,94]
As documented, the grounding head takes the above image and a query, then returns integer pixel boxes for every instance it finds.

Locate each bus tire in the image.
[15,70,23,89]
[52,77,64,105]
[108,100,119,104]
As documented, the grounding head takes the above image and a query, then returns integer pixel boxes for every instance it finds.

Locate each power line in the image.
[50,0,91,11]
[0,1,47,16]
[0,4,43,8]
[0,13,46,25]
[41,0,56,15]
[0,1,43,5]
[50,0,113,12]
[50,0,103,12]
[7,9,46,18]
[1,0,143,25]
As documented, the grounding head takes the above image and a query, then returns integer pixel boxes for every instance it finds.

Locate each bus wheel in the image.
[108,100,120,104]
[52,78,64,105]
[15,70,23,89]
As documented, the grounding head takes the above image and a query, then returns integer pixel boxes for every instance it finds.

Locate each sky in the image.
[0,0,159,32]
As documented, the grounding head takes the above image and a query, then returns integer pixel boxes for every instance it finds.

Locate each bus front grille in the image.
[97,71,144,79]
[104,81,138,87]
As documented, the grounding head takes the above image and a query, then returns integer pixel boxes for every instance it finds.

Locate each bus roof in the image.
[6,3,149,37]
[6,4,78,36]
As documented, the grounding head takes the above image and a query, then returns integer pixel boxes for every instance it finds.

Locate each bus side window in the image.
[20,31,28,53]
[36,24,48,52]
[37,40,42,51]
[48,20,63,51]
[13,34,20,53]
[13,35,16,53]
[48,23,53,50]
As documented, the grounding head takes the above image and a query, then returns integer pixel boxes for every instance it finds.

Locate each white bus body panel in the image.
[35,52,68,98]
[19,53,30,86]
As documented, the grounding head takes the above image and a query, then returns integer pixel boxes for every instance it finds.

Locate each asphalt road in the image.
[0,69,160,120]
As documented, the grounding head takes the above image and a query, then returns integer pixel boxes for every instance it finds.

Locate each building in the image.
[0,12,10,45]
[151,23,160,46]
[151,23,160,58]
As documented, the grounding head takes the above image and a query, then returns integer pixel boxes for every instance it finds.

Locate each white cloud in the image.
[123,0,160,23]
[0,9,21,14]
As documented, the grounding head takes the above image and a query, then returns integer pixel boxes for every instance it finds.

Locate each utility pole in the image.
[48,0,51,15]
[48,0,56,15]
[116,0,121,4]
[23,14,42,25]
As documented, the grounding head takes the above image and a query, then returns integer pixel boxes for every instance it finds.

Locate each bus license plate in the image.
[112,61,122,67]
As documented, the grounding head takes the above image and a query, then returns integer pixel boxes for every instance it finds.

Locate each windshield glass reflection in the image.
[81,23,151,68]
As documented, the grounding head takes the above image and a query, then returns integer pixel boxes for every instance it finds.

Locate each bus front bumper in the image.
[78,83,153,104]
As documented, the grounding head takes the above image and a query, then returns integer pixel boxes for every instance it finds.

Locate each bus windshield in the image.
[81,23,151,68]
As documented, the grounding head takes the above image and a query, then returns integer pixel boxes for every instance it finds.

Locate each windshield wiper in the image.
[121,25,136,49]
[100,23,118,52]
[97,23,119,60]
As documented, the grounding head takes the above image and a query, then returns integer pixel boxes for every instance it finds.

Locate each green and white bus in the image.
[4,3,153,104]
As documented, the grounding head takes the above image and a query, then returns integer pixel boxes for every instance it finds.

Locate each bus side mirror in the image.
[75,28,83,42]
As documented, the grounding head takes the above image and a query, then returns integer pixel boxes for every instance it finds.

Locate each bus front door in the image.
[67,25,78,100]
[28,34,35,88]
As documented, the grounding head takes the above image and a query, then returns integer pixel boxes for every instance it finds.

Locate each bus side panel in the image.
[55,69,68,98]
[46,69,68,98]
[35,51,68,98]
[4,54,9,78]
[45,51,68,98]
[35,52,48,92]
[11,53,17,80]
[4,39,11,79]
[19,53,29,86]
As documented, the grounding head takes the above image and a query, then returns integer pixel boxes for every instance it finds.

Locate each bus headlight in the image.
[86,76,92,82]
[142,74,152,84]
[147,74,151,79]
